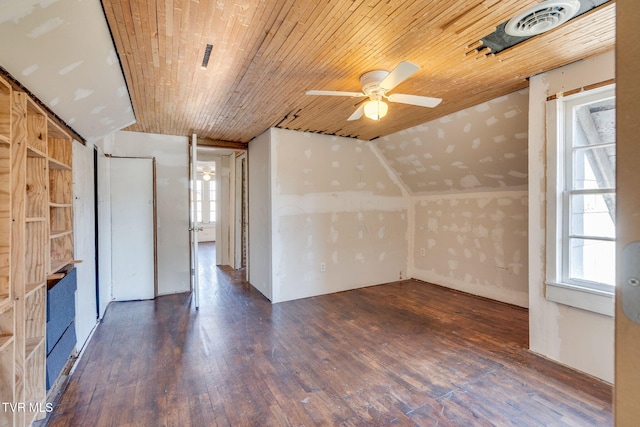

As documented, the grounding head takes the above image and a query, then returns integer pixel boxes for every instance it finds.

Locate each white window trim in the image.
[545,85,615,317]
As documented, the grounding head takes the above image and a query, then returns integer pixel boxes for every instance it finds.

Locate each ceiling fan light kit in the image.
[364,100,388,120]
[306,61,442,122]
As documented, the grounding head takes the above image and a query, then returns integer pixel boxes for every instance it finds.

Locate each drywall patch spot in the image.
[355,253,365,262]
[100,117,115,125]
[67,117,76,124]
[304,149,312,159]
[331,161,340,168]
[508,170,527,179]
[107,49,118,66]
[332,251,338,264]
[485,116,498,126]
[504,153,516,159]
[428,238,436,249]
[445,145,455,154]
[444,179,453,187]
[376,182,386,190]
[438,128,445,139]
[28,17,64,38]
[330,180,340,186]
[504,109,520,118]
[423,152,432,159]
[472,138,481,149]
[479,156,493,163]
[460,175,481,188]
[356,182,366,189]
[378,252,386,261]
[448,259,459,270]
[331,144,340,151]
[49,97,60,107]
[463,122,472,133]
[493,135,506,143]
[475,103,490,112]
[498,198,513,206]
[74,88,94,100]
[515,132,527,139]
[377,226,385,239]
[117,86,128,98]
[413,137,423,146]
[355,163,364,171]
[451,161,467,169]
[59,60,83,75]
[302,168,312,174]
[22,64,38,76]
[91,106,106,115]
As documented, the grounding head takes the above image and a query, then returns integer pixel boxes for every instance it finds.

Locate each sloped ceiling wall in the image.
[0,0,135,142]
[374,89,529,194]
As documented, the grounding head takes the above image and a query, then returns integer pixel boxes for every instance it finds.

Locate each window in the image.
[196,173,216,224]
[546,85,615,316]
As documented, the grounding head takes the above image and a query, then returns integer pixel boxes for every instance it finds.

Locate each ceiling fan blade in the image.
[347,105,364,121]
[379,61,420,91]
[306,90,365,97]
[388,93,442,108]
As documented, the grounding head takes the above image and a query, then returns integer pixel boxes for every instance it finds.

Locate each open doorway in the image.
[195,147,247,272]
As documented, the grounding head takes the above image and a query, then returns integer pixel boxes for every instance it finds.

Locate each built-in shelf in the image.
[25,337,44,360]
[50,259,72,275]
[0,334,13,352]
[50,229,72,239]
[0,294,9,305]
[0,135,9,145]
[48,157,71,170]
[49,202,72,208]
[26,145,46,158]
[26,217,46,223]
[25,282,45,298]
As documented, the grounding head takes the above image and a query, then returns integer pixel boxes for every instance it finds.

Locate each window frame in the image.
[545,85,616,316]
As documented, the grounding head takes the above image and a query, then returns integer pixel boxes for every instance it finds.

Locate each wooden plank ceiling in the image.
[102,0,615,143]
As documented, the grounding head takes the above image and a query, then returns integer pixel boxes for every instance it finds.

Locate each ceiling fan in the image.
[306,61,442,121]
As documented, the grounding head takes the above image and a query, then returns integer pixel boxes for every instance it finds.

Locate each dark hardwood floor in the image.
[44,242,612,426]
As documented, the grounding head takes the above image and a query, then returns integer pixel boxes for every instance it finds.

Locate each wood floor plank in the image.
[41,243,612,426]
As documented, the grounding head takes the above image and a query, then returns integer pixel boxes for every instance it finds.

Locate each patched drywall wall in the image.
[376,89,530,308]
[412,192,528,307]
[111,131,190,296]
[529,51,614,382]
[376,90,528,194]
[0,0,135,141]
[265,128,409,303]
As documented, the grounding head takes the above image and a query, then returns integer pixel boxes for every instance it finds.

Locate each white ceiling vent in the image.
[505,0,581,37]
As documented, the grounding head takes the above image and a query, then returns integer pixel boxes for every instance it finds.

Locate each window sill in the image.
[545,281,614,317]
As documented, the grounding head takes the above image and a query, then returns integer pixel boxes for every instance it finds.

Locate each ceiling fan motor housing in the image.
[360,70,390,96]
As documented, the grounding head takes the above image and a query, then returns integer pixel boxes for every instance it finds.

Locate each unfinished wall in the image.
[529,51,614,382]
[270,128,409,303]
[376,90,529,307]
[248,130,272,300]
[111,131,190,296]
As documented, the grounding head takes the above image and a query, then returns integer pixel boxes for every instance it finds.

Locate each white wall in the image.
[528,51,614,382]
[111,131,190,295]
[269,128,409,303]
[248,130,272,300]
[376,89,530,308]
[72,141,98,349]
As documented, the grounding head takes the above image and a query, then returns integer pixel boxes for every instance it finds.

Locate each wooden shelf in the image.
[48,157,71,170]
[26,217,46,223]
[50,202,72,208]
[0,334,13,352]
[25,282,45,298]
[50,229,72,239]
[27,145,46,158]
[25,337,44,361]
[0,293,9,306]
[51,259,72,274]
[0,135,9,145]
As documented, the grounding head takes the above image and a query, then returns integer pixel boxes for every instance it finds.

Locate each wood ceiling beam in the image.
[196,137,247,151]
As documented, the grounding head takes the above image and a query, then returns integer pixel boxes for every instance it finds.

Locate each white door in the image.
[111,157,155,301]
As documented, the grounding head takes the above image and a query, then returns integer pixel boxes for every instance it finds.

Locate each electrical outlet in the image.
[320,262,326,272]
[420,248,426,256]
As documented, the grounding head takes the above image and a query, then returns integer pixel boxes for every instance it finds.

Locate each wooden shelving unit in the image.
[0,75,14,427]
[48,120,73,275]
[0,74,76,426]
